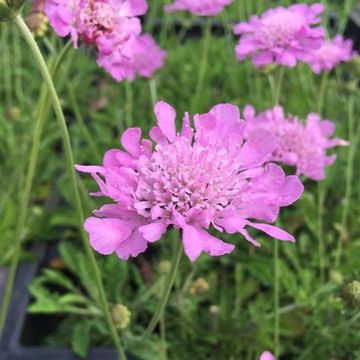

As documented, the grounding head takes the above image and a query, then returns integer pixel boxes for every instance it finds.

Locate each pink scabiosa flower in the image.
[303,35,356,74]
[97,33,167,81]
[233,3,325,67]
[45,0,147,50]
[45,0,167,82]
[76,102,303,262]
[164,0,233,16]
[243,105,348,181]
[260,351,275,360]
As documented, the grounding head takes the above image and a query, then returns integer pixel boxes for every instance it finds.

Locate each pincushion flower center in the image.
[134,139,242,218]
[82,1,116,34]
[260,11,303,48]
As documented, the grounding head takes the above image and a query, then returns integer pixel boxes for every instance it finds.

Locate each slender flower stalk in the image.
[67,83,101,164]
[142,233,183,338]
[316,71,329,284]
[13,26,23,101]
[125,80,133,127]
[12,16,127,359]
[274,238,280,358]
[2,23,13,107]
[191,18,211,113]
[336,95,357,266]
[273,69,285,359]
[0,40,72,337]
[149,78,158,106]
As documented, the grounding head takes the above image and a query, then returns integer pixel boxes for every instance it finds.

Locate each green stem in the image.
[274,239,280,358]
[2,23,13,107]
[13,25,23,101]
[317,72,329,115]
[0,40,72,338]
[316,71,329,284]
[125,80,133,127]
[275,67,285,105]
[142,233,183,338]
[191,18,212,113]
[67,83,101,163]
[272,67,284,358]
[336,95,356,267]
[149,78,158,106]
[12,16,127,360]
[317,183,326,284]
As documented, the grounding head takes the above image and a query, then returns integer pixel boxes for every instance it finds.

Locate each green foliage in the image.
[0,0,360,359]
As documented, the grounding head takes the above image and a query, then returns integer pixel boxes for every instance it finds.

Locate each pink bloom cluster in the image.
[164,0,233,16]
[303,35,356,74]
[243,105,348,181]
[76,101,304,262]
[45,0,166,81]
[234,3,325,67]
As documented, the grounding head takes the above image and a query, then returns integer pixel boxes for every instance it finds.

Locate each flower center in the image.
[81,1,116,37]
[134,138,243,219]
[260,10,304,48]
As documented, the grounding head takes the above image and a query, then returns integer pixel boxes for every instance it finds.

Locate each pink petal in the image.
[260,351,275,360]
[116,229,148,260]
[246,221,295,242]
[197,227,235,257]
[84,217,133,255]
[120,0,148,17]
[121,128,142,158]
[182,225,203,262]
[154,101,177,141]
[138,221,168,243]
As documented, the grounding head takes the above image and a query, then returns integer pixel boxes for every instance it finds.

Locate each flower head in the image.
[304,35,356,74]
[243,105,348,181]
[234,3,325,67]
[164,0,233,16]
[76,102,303,262]
[97,33,167,82]
[45,0,166,81]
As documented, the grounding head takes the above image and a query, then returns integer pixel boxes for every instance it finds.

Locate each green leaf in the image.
[72,323,90,358]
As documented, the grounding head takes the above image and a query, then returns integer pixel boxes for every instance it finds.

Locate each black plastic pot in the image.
[0,246,133,360]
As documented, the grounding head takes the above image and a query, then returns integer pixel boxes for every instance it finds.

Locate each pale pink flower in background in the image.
[45,0,167,81]
[76,102,303,261]
[233,3,325,67]
[303,35,356,74]
[96,33,166,81]
[164,0,233,16]
[244,105,348,181]
[260,351,275,360]
[98,33,167,81]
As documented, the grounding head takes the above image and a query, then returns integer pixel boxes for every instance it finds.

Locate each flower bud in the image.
[0,0,24,22]
[343,281,360,308]
[111,304,131,329]
[157,260,171,275]
[329,270,343,285]
[5,106,21,121]
[26,12,48,38]
[189,277,210,296]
